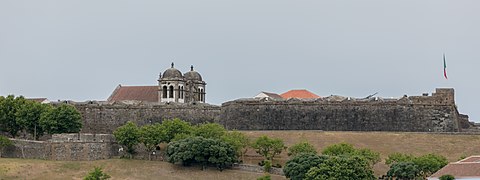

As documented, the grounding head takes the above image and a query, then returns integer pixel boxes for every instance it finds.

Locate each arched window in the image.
[179,86,183,99]
[169,86,174,98]
[201,89,204,102]
[162,86,167,98]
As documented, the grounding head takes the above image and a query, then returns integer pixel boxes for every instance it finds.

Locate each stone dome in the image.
[184,65,203,81]
[162,63,183,79]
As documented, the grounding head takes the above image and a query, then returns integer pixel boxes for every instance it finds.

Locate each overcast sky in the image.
[0,0,478,122]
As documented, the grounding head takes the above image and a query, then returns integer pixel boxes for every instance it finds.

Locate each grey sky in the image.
[1,0,479,122]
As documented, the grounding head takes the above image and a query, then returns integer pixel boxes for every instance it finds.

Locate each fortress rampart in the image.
[70,88,471,133]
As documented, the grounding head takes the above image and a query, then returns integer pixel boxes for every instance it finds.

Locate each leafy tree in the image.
[84,166,111,180]
[263,159,272,172]
[113,121,141,158]
[385,153,448,179]
[140,123,165,160]
[305,156,375,180]
[413,154,448,177]
[287,141,317,157]
[159,118,193,143]
[16,100,52,140]
[283,153,328,180]
[166,136,237,171]
[221,131,250,161]
[386,161,420,180]
[39,104,82,134]
[0,135,13,157]
[439,174,455,180]
[193,123,226,139]
[0,95,26,137]
[322,143,380,166]
[385,152,415,165]
[251,136,285,161]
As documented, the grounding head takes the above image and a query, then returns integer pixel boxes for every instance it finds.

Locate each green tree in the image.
[386,161,420,180]
[439,174,455,180]
[0,95,26,137]
[39,104,82,134]
[283,153,328,180]
[385,153,415,165]
[413,154,448,177]
[322,143,380,166]
[305,156,375,180]
[113,121,141,158]
[251,136,285,161]
[140,123,165,160]
[160,118,193,143]
[221,131,250,162]
[166,136,237,171]
[193,123,226,139]
[0,135,13,157]
[16,100,52,140]
[84,166,111,180]
[287,141,317,157]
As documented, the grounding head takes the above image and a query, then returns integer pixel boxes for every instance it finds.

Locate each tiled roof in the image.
[281,89,320,99]
[430,156,480,178]
[260,92,284,99]
[107,85,158,102]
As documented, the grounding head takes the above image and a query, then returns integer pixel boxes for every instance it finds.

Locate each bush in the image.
[0,135,13,157]
[257,174,271,180]
[221,131,250,161]
[84,167,111,180]
[193,123,226,139]
[166,136,237,171]
[385,153,448,178]
[439,174,455,180]
[288,141,317,157]
[283,153,328,180]
[385,153,415,165]
[159,118,193,143]
[263,160,272,172]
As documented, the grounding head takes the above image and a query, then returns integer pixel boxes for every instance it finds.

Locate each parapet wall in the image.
[220,88,465,132]
[74,103,221,134]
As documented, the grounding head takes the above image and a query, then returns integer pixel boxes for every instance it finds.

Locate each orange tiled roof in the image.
[108,85,158,102]
[430,156,480,178]
[280,89,320,99]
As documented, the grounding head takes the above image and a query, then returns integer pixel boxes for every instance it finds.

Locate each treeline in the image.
[113,119,451,179]
[0,95,83,140]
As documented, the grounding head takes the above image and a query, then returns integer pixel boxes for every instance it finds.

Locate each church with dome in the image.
[107,63,206,104]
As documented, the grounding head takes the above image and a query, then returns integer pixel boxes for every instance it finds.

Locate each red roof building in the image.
[428,156,480,180]
[280,89,320,99]
[107,85,158,103]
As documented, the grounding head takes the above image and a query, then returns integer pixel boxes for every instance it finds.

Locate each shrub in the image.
[386,161,420,180]
[322,143,380,166]
[0,135,13,157]
[263,160,271,172]
[84,167,111,180]
[192,123,226,139]
[305,156,375,180]
[159,118,193,143]
[257,174,271,180]
[439,174,455,180]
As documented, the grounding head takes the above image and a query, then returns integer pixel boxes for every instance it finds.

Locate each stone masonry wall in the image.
[74,103,221,134]
[220,88,464,132]
[2,134,120,161]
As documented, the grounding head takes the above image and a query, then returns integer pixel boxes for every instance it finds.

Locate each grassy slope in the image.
[1,131,479,179]
[242,131,480,176]
[0,158,285,180]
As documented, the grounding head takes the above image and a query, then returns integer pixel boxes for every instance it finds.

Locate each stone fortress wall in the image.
[3,134,119,160]
[220,88,471,132]
[70,88,474,133]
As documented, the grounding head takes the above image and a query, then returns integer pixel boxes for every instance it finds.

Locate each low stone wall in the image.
[232,163,284,176]
[1,134,120,161]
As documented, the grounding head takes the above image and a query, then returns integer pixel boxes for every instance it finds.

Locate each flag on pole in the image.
[443,53,448,80]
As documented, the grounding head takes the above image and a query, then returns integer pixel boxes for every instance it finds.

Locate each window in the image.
[180,86,184,99]
[163,86,167,98]
[169,86,174,98]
